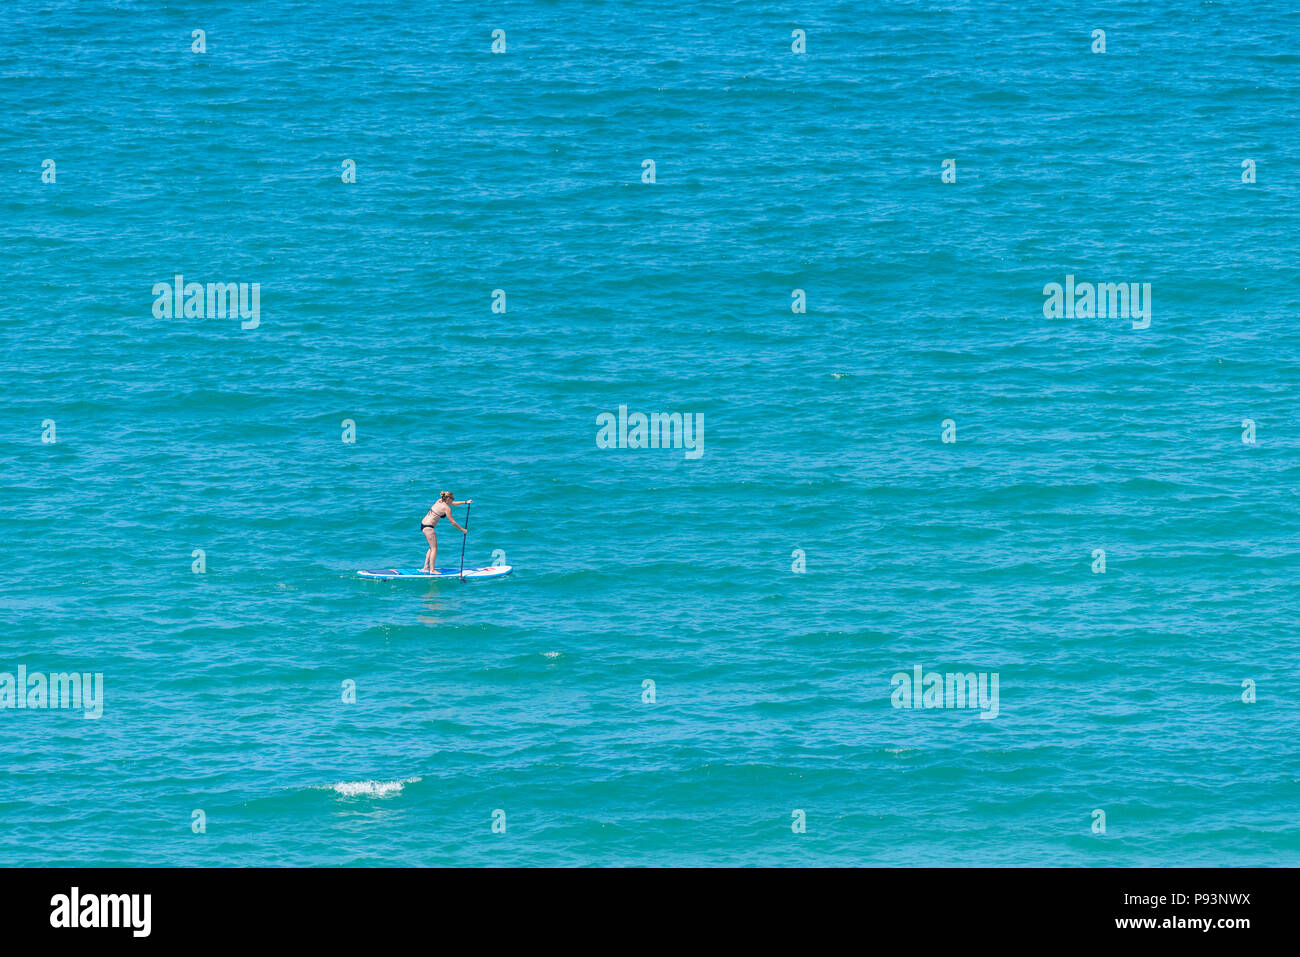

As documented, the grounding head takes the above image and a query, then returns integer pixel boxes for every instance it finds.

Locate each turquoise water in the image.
[3,1,1299,866]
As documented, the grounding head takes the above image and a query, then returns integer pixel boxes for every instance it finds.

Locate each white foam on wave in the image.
[329,776,421,797]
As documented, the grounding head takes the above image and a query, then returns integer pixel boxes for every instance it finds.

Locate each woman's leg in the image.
[422,527,438,571]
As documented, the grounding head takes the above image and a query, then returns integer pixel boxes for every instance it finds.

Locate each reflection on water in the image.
[416,583,450,625]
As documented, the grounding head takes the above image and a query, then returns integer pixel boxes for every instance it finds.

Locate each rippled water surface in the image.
[1,1,1298,865]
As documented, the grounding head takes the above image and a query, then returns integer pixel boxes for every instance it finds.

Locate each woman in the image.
[421,491,471,572]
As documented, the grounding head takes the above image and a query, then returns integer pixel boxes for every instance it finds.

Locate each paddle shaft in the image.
[458,502,471,580]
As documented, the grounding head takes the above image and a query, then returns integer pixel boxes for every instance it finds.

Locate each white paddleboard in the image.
[357,565,513,581]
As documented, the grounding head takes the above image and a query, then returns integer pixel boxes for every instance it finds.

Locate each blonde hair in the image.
[439,490,453,503]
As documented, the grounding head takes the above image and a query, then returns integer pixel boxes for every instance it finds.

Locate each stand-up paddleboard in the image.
[357,565,512,581]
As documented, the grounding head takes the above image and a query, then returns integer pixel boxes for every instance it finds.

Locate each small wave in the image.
[328,776,420,798]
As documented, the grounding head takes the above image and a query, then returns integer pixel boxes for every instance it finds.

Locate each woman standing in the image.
[420,491,470,573]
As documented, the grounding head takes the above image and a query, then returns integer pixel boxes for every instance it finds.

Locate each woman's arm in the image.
[453,499,472,506]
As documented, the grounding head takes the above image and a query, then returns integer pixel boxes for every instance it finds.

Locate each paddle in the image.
[458,502,471,580]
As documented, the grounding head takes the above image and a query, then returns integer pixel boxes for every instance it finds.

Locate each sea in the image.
[2,0,1298,866]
